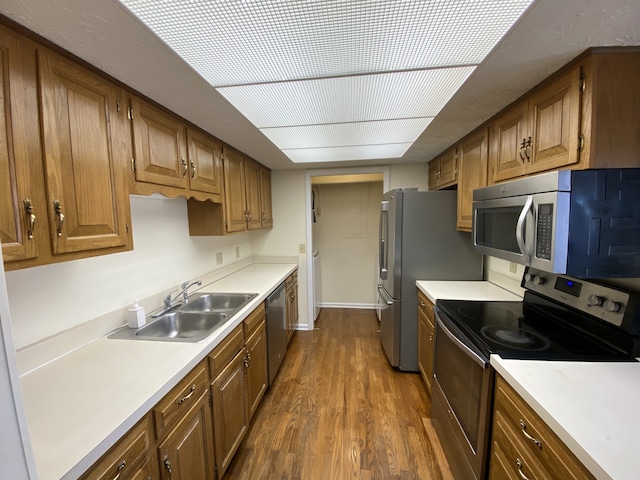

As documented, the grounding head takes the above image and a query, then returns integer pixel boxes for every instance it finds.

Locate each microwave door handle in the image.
[516,195,534,265]
[436,315,488,369]
[379,201,389,279]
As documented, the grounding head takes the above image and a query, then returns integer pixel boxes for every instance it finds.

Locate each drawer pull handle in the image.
[516,458,531,480]
[520,419,542,448]
[163,455,173,478]
[112,460,126,480]
[177,384,196,405]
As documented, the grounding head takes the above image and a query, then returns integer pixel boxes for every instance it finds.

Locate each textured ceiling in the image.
[2,0,640,170]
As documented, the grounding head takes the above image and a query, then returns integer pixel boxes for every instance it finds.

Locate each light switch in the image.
[216,252,223,265]
[299,244,306,254]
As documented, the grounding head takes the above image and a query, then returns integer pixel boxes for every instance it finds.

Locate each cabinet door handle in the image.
[53,200,64,237]
[246,351,252,362]
[519,419,542,448]
[519,138,527,162]
[163,455,173,478]
[23,199,36,239]
[181,157,187,177]
[177,384,196,405]
[524,136,532,161]
[516,458,531,480]
[428,333,433,345]
[190,160,196,178]
[112,460,126,480]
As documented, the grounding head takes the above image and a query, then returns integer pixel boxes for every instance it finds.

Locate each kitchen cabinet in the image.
[0,27,44,265]
[456,128,488,231]
[209,322,250,479]
[489,374,595,480]
[221,149,273,234]
[488,49,640,184]
[79,415,158,480]
[129,97,225,205]
[244,303,268,420]
[285,270,298,343]
[428,147,457,190]
[37,48,132,256]
[489,67,581,183]
[417,290,435,395]
[154,361,215,480]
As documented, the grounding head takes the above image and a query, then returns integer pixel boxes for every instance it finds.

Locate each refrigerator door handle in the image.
[379,201,389,280]
[377,284,394,305]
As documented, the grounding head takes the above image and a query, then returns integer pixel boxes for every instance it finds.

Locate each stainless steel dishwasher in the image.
[266,281,287,385]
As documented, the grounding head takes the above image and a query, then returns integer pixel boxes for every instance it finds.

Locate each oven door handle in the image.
[515,195,534,265]
[436,314,489,369]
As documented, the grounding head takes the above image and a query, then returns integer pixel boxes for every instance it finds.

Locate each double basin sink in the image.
[109,292,258,343]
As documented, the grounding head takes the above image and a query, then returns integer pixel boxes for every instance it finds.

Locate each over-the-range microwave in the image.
[472,168,640,278]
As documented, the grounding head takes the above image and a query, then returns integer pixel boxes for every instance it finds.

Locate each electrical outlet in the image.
[509,262,518,274]
[299,244,306,254]
[235,246,240,259]
[216,252,223,265]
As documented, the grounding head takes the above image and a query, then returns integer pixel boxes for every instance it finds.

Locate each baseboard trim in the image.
[318,302,378,310]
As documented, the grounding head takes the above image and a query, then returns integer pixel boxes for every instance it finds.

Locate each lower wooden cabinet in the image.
[489,375,595,480]
[417,290,435,394]
[244,306,268,420]
[157,391,215,480]
[285,270,299,343]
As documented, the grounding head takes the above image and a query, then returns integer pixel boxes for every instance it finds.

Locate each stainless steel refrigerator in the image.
[377,188,482,371]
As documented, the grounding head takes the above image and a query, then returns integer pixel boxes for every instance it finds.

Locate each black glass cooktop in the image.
[435,295,636,361]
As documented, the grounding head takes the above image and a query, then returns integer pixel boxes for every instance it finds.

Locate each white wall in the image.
[5,195,254,350]
[312,182,383,307]
[388,163,429,191]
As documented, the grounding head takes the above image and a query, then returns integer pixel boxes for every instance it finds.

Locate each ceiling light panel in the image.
[217,67,474,128]
[118,0,534,87]
[283,144,413,163]
[261,118,433,149]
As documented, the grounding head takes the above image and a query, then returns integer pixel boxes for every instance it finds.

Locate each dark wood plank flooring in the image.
[225,308,454,480]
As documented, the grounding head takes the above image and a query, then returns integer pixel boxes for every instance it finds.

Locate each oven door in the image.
[431,309,493,480]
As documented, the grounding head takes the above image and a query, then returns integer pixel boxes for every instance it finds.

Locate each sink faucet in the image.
[156,280,202,316]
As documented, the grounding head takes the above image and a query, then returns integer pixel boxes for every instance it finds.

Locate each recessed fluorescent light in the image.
[261,118,433,150]
[217,68,475,128]
[283,144,413,163]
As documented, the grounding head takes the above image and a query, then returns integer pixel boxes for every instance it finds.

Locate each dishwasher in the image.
[265,282,287,386]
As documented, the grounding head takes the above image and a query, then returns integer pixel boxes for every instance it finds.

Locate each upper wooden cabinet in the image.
[130,97,224,203]
[428,147,458,190]
[490,67,581,183]
[457,128,488,231]
[130,97,188,189]
[0,27,43,264]
[221,149,273,234]
[37,49,132,256]
[488,49,640,184]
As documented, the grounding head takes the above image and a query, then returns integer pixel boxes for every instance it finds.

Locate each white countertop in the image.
[19,262,296,480]
[491,356,640,480]
[416,280,522,303]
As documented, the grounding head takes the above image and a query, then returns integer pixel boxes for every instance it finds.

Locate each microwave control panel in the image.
[535,204,553,260]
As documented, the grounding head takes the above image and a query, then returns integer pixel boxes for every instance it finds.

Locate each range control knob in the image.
[524,273,533,282]
[604,300,621,313]
[587,295,604,307]
[533,275,544,285]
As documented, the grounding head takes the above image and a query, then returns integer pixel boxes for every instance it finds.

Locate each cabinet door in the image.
[428,159,441,190]
[489,101,528,183]
[438,148,458,187]
[211,348,249,478]
[246,321,268,419]
[158,392,215,480]
[244,158,262,230]
[38,49,130,254]
[0,28,43,263]
[457,129,488,231]
[259,167,273,229]
[223,149,247,233]
[187,128,223,196]
[417,292,435,394]
[529,67,582,173]
[130,97,188,189]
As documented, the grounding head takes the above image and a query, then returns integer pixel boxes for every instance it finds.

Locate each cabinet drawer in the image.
[209,322,245,378]
[79,415,153,480]
[153,361,210,440]
[493,375,595,480]
[417,290,435,324]
[244,303,265,338]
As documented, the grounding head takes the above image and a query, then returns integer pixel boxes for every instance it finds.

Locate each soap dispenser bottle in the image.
[127,299,146,328]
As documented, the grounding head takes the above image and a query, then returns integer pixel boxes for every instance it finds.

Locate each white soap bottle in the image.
[127,299,146,328]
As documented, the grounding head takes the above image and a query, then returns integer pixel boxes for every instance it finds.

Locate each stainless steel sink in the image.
[109,292,258,342]
[180,292,258,313]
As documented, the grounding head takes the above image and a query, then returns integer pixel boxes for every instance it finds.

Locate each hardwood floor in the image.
[225,308,454,480]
